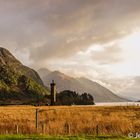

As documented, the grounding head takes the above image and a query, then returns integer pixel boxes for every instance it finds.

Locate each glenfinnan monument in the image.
[50,80,56,105]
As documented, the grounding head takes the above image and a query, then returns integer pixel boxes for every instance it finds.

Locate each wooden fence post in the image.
[65,122,71,135]
[15,124,19,134]
[36,109,39,132]
[96,125,99,136]
[41,123,45,134]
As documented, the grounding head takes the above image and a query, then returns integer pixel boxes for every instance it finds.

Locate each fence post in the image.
[68,123,70,135]
[15,124,19,134]
[65,122,71,135]
[41,123,45,134]
[5,130,8,134]
[96,125,99,136]
[36,109,39,132]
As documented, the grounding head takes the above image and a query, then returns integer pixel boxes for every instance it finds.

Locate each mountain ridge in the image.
[38,68,128,102]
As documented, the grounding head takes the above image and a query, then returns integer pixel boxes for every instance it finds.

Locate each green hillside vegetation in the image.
[0,65,49,105]
[0,48,50,105]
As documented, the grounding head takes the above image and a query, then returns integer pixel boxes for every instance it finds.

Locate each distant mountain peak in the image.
[52,70,65,76]
[38,68,51,72]
[38,68,51,78]
[49,70,72,80]
[40,69,128,102]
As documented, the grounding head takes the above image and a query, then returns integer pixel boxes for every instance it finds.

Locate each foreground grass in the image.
[0,135,139,140]
[0,106,139,135]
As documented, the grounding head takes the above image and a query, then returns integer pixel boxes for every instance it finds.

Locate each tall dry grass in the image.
[0,105,139,136]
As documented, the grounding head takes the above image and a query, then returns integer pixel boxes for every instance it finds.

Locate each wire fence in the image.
[0,106,139,136]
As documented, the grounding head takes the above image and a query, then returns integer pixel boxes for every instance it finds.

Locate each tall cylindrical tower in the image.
[50,80,56,105]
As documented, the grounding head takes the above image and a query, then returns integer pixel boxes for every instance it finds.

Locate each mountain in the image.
[38,68,51,79]
[117,94,137,101]
[0,48,49,105]
[38,69,128,102]
[76,77,128,102]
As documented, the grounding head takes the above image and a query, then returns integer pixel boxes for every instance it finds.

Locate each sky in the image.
[0,0,140,100]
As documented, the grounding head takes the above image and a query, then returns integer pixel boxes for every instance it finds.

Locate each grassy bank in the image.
[0,135,139,140]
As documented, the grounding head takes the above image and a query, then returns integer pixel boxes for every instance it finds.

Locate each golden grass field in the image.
[0,105,139,136]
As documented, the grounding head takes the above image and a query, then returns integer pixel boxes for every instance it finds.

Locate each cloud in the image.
[91,44,122,65]
[0,0,140,64]
[102,76,140,100]
[119,76,140,100]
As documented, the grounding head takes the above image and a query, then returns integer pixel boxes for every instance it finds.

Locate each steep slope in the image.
[0,48,43,85]
[38,69,127,102]
[38,68,51,79]
[0,48,49,105]
[77,77,127,102]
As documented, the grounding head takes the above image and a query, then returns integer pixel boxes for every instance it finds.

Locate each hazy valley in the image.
[38,68,128,102]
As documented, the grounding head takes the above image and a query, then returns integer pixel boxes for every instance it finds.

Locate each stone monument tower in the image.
[50,80,56,105]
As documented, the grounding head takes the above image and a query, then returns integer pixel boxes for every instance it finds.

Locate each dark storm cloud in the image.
[0,0,140,63]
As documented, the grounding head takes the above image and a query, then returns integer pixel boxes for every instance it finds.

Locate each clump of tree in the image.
[0,66,50,105]
[56,90,94,105]
[0,65,18,86]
